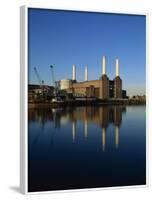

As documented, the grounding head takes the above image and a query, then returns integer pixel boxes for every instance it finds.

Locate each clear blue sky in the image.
[28,8,146,96]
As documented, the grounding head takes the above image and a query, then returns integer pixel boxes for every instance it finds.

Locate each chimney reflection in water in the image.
[69,106,123,148]
[99,107,109,152]
[115,126,119,149]
[28,106,124,148]
[102,128,106,152]
[114,107,122,149]
[84,120,88,138]
[72,120,76,142]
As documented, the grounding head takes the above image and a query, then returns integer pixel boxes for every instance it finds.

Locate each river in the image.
[28,105,146,192]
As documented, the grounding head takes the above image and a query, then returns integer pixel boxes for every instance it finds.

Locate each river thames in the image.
[28,105,146,192]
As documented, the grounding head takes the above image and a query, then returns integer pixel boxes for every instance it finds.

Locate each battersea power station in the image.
[59,56,127,99]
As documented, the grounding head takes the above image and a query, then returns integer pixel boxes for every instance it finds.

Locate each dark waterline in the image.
[28,105,146,192]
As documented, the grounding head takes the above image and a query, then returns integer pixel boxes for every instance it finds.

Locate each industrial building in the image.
[28,84,54,103]
[59,56,126,99]
[28,55,127,103]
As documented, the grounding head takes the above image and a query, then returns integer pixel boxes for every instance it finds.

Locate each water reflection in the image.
[28,105,146,192]
[28,106,126,151]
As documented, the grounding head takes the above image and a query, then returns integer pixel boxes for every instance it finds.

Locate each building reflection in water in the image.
[28,106,126,151]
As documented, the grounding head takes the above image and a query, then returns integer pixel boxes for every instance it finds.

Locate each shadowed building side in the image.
[100,75,109,99]
[114,77,122,98]
[114,59,122,98]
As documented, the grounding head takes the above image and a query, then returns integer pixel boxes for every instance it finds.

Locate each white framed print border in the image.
[20,5,148,195]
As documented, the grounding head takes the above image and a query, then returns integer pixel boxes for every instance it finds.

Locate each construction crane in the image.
[50,65,55,87]
[33,67,45,100]
[50,65,63,102]
[33,67,44,88]
[50,65,58,96]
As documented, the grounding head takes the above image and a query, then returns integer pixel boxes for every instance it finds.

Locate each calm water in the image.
[28,105,146,192]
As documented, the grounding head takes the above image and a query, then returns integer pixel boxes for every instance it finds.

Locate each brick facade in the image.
[70,75,122,99]
[114,76,122,98]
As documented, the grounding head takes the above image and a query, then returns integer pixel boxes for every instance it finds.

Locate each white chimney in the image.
[72,64,76,80]
[85,65,88,81]
[102,56,106,75]
[116,58,119,77]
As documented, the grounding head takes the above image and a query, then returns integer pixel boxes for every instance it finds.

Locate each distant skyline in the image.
[28,8,146,96]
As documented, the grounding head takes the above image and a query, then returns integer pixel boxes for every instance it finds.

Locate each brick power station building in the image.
[60,56,126,99]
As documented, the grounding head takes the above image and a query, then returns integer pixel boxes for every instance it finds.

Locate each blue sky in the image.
[28,8,146,96]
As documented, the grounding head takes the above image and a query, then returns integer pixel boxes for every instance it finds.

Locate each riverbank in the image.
[28,98,146,109]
